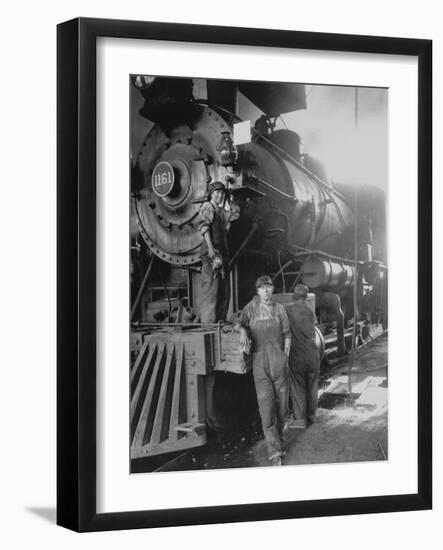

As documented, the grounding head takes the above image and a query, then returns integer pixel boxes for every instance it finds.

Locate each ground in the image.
[134,335,388,472]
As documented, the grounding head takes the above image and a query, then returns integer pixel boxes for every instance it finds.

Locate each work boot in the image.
[288,418,307,429]
[308,415,316,426]
[270,455,282,466]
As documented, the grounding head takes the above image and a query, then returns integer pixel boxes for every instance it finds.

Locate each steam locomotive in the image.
[129,76,387,461]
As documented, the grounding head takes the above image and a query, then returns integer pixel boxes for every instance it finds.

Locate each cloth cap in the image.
[207,181,226,196]
[293,283,309,299]
[256,275,273,289]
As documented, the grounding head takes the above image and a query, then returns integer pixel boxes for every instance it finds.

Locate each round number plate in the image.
[151,161,175,197]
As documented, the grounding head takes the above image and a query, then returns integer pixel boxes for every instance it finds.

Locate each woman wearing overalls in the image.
[237,275,292,466]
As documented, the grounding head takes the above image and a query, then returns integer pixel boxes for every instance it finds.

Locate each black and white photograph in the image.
[129,75,388,473]
[1,0,435,542]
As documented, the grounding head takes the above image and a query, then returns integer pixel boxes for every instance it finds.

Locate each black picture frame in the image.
[57,17,432,532]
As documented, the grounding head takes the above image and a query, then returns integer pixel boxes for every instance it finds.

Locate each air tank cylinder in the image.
[301,255,355,290]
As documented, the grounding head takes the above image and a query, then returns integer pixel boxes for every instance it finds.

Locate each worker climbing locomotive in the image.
[129,76,387,461]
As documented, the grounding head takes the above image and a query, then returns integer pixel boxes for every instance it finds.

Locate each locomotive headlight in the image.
[219,146,231,160]
[217,131,238,166]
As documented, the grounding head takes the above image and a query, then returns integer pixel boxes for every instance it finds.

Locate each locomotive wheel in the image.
[209,371,259,434]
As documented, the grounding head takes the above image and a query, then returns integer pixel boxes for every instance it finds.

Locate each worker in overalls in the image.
[236,275,292,466]
[197,180,239,323]
[198,181,239,431]
[286,284,320,428]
